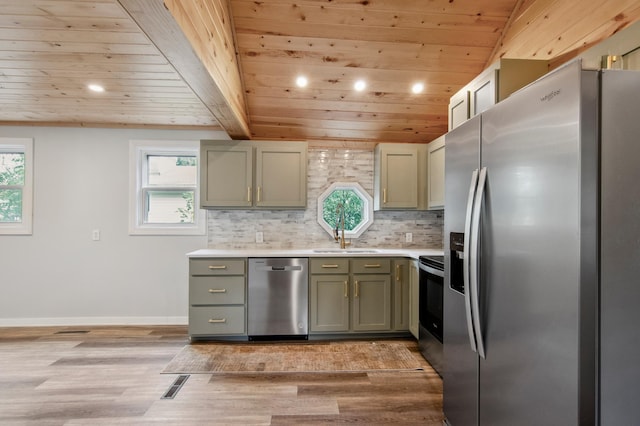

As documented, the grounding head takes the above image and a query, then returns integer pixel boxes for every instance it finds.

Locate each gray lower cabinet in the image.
[393,259,410,331]
[351,273,391,331]
[351,258,392,331]
[188,258,247,338]
[309,258,350,333]
[310,257,406,335]
[188,256,414,339]
[408,259,420,339]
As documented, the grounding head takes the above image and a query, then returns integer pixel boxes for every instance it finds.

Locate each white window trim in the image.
[129,140,205,236]
[0,137,33,235]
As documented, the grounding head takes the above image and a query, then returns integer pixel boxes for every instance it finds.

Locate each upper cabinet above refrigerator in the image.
[448,59,549,130]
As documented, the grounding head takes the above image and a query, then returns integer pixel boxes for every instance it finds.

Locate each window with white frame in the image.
[129,140,205,235]
[0,138,33,235]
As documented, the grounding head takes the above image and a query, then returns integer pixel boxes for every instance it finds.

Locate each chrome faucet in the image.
[334,203,351,249]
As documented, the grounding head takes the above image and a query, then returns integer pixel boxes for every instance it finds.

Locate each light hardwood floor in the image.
[0,326,444,425]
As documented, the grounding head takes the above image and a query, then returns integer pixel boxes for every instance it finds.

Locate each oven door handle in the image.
[463,169,479,354]
[419,263,444,278]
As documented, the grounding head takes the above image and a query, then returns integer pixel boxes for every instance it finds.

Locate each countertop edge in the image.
[186,248,443,260]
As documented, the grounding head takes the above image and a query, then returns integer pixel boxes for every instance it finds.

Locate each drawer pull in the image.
[208,265,227,270]
[208,318,227,324]
[208,289,227,293]
[364,264,381,268]
[321,264,339,268]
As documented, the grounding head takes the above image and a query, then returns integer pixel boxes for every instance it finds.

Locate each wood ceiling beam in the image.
[117,0,250,139]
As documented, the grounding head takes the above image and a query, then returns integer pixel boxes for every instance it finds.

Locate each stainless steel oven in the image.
[418,255,444,376]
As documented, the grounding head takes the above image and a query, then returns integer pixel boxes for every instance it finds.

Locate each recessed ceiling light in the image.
[295,76,308,88]
[411,82,424,94]
[354,80,366,92]
[88,84,105,93]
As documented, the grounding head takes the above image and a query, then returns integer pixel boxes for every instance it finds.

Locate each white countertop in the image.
[187,248,443,259]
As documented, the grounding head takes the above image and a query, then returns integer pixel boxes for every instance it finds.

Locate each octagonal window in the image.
[317,182,373,239]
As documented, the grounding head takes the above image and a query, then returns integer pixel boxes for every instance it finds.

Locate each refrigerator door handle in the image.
[463,169,479,353]
[470,166,487,359]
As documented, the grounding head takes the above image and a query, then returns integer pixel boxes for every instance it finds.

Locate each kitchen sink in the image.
[312,249,380,254]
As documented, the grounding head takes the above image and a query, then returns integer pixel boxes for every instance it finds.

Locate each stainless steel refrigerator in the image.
[443,59,640,425]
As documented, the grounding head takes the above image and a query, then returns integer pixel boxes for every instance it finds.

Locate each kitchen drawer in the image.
[189,306,245,335]
[310,258,350,274]
[190,276,245,305]
[351,258,391,274]
[190,258,246,276]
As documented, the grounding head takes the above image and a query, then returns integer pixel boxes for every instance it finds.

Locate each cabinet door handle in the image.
[208,265,227,270]
[355,280,359,298]
[344,280,348,298]
[208,289,227,293]
[364,264,381,268]
[257,186,262,202]
[247,186,252,203]
[322,264,339,268]
[396,265,403,305]
[208,318,227,323]
[383,188,387,204]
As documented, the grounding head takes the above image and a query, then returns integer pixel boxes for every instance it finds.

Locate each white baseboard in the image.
[0,316,188,327]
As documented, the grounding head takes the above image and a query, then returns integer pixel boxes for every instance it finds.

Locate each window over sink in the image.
[317,182,374,239]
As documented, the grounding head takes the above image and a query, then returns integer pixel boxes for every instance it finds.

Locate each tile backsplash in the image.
[206,148,443,249]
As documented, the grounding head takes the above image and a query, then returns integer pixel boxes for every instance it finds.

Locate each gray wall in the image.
[0,126,225,326]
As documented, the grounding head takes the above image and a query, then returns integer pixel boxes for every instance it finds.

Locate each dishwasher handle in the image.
[255,265,303,272]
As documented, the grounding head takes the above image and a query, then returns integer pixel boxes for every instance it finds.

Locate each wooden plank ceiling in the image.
[0,0,221,129]
[0,0,639,143]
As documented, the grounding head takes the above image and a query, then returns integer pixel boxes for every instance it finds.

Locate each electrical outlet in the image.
[92,229,100,241]
[256,231,264,243]
[405,232,413,243]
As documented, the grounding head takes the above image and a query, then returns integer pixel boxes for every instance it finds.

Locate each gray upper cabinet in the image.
[255,144,307,208]
[200,140,307,209]
[374,143,427,210]
[201,143,253,208]
[427,135,445,210]
[449,59,549,130]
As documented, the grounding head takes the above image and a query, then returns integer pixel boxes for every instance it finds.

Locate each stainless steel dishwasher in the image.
[247,258,309,340]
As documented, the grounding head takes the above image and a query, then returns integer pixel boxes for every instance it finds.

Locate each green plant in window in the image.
[0,153,25,223]
[177,192,195,223]
[322,189,364,231]
[175,156,197,167]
